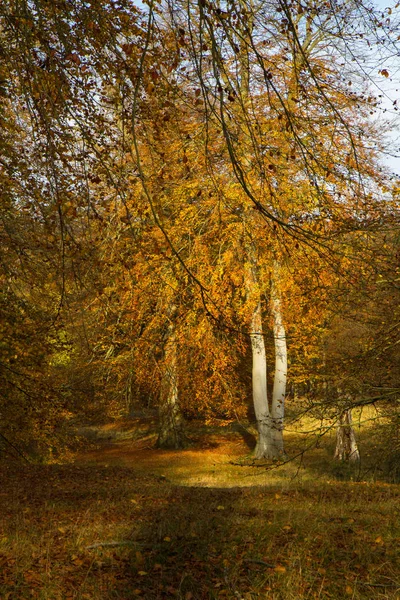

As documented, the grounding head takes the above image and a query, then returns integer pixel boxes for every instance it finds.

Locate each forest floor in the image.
[0,418,399,600]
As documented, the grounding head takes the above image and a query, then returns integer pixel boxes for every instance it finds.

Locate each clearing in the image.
[0,419,399,599]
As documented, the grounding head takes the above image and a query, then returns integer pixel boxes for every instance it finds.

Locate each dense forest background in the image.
[0,0,399,470]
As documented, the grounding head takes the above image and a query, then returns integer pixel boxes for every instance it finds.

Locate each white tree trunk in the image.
[157,324,186,449]
[250,301,275,459]
[270,263,287,457]
[334,408,360,462]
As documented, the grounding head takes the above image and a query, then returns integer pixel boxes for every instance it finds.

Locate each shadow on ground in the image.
[1,440,399,600]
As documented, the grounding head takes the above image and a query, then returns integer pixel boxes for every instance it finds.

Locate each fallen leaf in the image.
[274,565,286,573]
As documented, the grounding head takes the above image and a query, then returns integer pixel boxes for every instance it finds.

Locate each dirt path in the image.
[73,420,338,488]
[75,423,292,488]
[74,424,273,487]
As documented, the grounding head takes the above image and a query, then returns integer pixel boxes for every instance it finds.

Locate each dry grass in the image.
[0,417,399,599]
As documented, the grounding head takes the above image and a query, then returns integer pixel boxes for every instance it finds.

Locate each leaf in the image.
[217,505,225,510]
[66,53,81,65]
[380,69,389,78]
[274,565,286,573]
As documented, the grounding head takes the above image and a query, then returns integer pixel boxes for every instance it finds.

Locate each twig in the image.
[86,540,138,549]
[0,432,30,463]
[244,559,276,568]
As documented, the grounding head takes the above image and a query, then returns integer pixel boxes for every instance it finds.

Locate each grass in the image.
[0,415,399,599]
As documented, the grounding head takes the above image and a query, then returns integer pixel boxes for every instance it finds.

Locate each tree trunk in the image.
[334,409,360,462]
[156,325,186,449]
[250,301,275,459]
[270,262,287,458]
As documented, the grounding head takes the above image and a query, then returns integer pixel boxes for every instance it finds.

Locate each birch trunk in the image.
[334,408,360,462]
[270,262,287,457]
[156,324,186,449]
[251,300,275,459]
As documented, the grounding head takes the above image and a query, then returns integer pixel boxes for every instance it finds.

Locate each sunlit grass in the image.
[0,416,399,599]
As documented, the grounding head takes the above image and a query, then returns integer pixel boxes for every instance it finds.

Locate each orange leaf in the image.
[274,565,286,573]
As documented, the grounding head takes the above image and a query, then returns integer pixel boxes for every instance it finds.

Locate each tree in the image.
[1,0,399,463]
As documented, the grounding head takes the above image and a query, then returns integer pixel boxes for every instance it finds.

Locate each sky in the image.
[371,0,400,176]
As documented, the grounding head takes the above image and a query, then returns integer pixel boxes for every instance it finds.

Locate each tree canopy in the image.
[0,0,399,463]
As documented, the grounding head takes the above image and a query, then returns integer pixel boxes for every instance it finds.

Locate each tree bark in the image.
[270,262,287,457]
[156,323,186,449]
[250,300,275,459]
[334,408,360,462]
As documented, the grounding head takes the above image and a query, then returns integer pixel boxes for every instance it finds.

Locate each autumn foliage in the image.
[0,0,399,462]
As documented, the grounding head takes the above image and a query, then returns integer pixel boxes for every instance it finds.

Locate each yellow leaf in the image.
[217,505,225,510]
[163,536,171,542]
[275,493,281,499]
[375,536,384,545]
[345,585,353,595]
[274,565,286,573]
[138,571,147,576]
[282,525,292,532]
